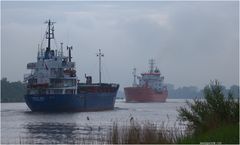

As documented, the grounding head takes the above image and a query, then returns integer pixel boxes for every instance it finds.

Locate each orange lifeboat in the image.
[28,83,49,88]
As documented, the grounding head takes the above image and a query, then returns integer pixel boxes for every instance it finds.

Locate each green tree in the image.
[178,80,239,135]
[1,78,26,102]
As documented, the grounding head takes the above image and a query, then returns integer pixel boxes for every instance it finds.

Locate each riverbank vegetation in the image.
[179,123,239,144]
[106,120,183,144]
[177,80,239,144]
[1,78,26,102]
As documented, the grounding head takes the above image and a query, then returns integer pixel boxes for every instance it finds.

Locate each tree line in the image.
[167,83,239,99]
[1,78,26,102]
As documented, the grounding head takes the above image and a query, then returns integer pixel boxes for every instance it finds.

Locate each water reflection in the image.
[23,122,107,144]
[2,101,184,144]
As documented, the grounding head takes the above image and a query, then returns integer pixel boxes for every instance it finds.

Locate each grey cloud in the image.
[1,1,238,89]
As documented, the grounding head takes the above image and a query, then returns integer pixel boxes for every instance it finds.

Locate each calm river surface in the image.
[1,99,188,144]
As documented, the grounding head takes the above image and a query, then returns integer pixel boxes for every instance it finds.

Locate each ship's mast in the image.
[97,49,104,84]
[67,46,73,62]
[45,19,55,52]
[60,42,63,57]
[132,68,137,87]
[149,59,155,73]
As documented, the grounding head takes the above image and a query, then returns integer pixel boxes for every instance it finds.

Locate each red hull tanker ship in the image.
[124,59,168,102]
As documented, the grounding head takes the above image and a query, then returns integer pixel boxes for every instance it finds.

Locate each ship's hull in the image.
[124,87,167,102]
[25,92,117,112]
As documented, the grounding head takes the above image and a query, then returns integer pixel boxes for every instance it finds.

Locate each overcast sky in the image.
[1,1,239,90]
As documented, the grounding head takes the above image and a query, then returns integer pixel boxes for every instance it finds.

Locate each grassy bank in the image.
[179,123,239,144]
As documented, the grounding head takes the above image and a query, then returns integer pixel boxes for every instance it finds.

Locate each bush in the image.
[177,80,239,134]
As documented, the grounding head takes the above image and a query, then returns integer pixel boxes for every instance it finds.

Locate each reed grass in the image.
[106,119,184,144]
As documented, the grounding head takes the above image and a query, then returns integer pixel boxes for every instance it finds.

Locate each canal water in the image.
[1,99,187,144]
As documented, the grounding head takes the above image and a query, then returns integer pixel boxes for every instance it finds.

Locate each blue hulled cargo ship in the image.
[24,20,119,112]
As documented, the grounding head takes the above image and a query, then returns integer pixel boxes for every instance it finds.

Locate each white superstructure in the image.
[24,20,77,95]
[135,59,166,93]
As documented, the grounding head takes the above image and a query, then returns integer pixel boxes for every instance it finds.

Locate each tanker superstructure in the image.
[124,59,168,102]
[24,20,119,112]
